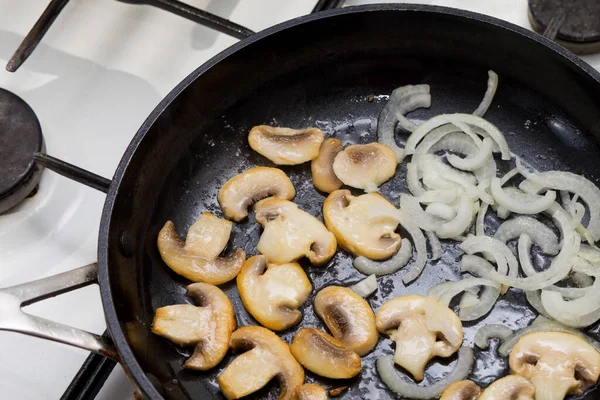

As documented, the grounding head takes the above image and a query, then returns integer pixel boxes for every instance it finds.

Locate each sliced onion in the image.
[459,284,500,321]
[428,277,499,305]
[419,154,478,186]
[492,187,542,219]
[476,202,489,236]
[572,271,594,288]
[405,114,510,160]
[494,216,560,255]
[350,274,378,298]
[398,210,428,284]
[436,195,478,239]
[491,178,556,214]
[407,162,426,196]
[578,244,600,264]
[518,235,537,277]
[426,231,443,261]
[395,93,432,132]
[378,84,430,162]
[525,290,549,317]
[473,70,499,117]
[520,171,600,241]
[353,238,412,276]
[498,316,600,356]
[426,202,456,221]
[460,237,518,278]
[499,166,521,185]
[415,188,461,205]
[448,137,494,171]
[376,347,474,399]
[474,324,513,349]
[459,290,480,308]
[428,277,500,321]
[400,194,446,231]
[541,286,600,327]
[415,125,462,154]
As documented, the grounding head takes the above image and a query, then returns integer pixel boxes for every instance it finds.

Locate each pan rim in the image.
[98,3,600,399]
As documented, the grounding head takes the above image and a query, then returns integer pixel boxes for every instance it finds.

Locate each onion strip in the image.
[448,137,494,171]
[398,210,428,284]
[350,274,378,298]
[491,178,556,214]
[353,238,413,276]
[474,324,513,349]
[473,70,499,117]
[426,231,443,261]
[494,216,560,255]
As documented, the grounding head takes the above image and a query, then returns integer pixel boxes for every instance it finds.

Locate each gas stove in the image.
[1,1,600,399]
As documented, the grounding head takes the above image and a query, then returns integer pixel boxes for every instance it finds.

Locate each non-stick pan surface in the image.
[98,4,600,399]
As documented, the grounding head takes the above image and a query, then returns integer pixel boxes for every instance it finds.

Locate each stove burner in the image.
[529,0,600,54]
[0,88,44,213]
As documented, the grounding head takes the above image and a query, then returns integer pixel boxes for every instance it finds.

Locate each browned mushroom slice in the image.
[218,326,304,400]
[478,376,534,400]
[152,282,235,370]
[440,380,481,400]
[510,331,600,399]
[254,198,336,265]
[218,167,296,222]
[323,189,401,260]
[290,328,361,379]
[293,384,328,400]
[332,143,397,192]
[311,138,343,193]
[157,214,245,285]
[237,255,312,331]
[314,286,378,356]
[248,125,324,165]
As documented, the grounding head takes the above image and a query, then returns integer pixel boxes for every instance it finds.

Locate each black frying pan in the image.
[3,4,600,399]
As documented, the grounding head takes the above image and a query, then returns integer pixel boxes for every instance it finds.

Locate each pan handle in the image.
[0,263,119,361]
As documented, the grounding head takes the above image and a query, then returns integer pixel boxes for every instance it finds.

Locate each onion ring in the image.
[353,238,413,276]
[473,70,499,117]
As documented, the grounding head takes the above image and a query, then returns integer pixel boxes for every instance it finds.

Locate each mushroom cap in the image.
[290,328,361,379]
[218,326,304,400]
[157,219,245,285]
[237,255,312,331]
[293,384,328,400]
[218,167,296,221]
[332,143,397,192]
[152,282,235,371]
[440,380,481,400]
[248,126,324,165]
[509,331,600,399]
[255,198,337,265]
[311,138,343,193]
[323,189,401,260]
[375,295,463,381]
[479,375,535,400]
[314,286,378,356]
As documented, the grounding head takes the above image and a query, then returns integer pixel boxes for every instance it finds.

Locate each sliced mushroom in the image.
[440,380,481,400]
[375,295,463,381]
[332,143,397,192]
[314,286,378,356]
[237,255,312,331]
[479,375,535,400]
[157,216,245,285]
[323,189,401,260]
[255,198,336,265]
[218,167,296,221]
[248,125,324,165]
[293,384,328,400]
[152,282,235,370]
[218,326,304,400]
[509,331,600,400]
[290,328,361,379]
[311,138,343,193]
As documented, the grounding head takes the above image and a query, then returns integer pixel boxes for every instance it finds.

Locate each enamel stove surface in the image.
[2,0,600,399]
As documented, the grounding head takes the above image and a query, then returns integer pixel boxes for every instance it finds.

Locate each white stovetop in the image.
[1,1,599,399]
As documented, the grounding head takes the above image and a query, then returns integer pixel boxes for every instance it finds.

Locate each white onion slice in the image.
[572,271,594,288]
[491,178,556,214]
[406,162,426,196]
[498,316,600,356]
[426,202,456,221]
[428,277,500,321]
[419,154,478,186]
[395,93,432,132]
[459,290,480,308]
[525,290,549,317]
[474,324,513,349]
[473,70,499,117]
[520,171,600,241]
[400,194,446,231]
[415,188,461,205]
[499,166,520,186]
[578,244,600,264]
[428,131,477,155]
[405,113,510,160]
[460,237,519,278]
[436,195,478,239]
[494,216,560,255]
[518,235,537,277]
[376,348,474,399]
[353,238,412,276]
[398,210,428,284]
[350,274,378,298]
[541,286,600,328]
[377,84,430,162]
[428,277,499,305]
[426,231,443,261]
[476,202,488,237]
[448,137,494,171]
[415,125,462,154]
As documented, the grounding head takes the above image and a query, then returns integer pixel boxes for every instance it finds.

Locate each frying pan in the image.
[2,4,600,399]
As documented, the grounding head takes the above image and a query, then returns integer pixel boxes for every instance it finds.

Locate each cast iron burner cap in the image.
[529,0,600,54]
[0,88,44,214]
